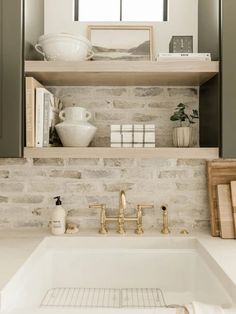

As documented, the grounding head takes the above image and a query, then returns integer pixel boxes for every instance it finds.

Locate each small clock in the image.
[169,36,193,53]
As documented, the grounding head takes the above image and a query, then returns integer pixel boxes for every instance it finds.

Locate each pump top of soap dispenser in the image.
[54,196,62,205]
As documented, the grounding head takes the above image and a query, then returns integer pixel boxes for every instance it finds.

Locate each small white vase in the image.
[173,127,193,147]
[55,107,97,147]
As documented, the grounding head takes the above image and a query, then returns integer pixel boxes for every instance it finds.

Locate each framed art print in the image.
[88,25,153,61]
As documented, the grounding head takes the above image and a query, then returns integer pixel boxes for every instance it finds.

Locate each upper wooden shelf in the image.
[25,61,219,86]
[24,147,219,159]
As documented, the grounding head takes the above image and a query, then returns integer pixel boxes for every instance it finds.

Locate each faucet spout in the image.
[119,190,126,215]
[118,190,126,234]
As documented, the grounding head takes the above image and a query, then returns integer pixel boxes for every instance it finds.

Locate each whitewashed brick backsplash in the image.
[0,86,206,232]
[0,158,209,232]
[48,86,200,147]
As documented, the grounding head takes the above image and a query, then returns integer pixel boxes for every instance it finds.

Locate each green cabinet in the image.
[0,0,24,157]
[199,0,236,158]
[221,0,236,158]
[198,0,220,150]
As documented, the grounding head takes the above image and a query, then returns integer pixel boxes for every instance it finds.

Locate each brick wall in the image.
[0,158,208,232]
[0,86,208,232]
[49,86,199,147]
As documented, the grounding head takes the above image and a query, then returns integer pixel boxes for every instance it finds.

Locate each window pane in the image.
[79,0,120,21]
[122,0,164,21]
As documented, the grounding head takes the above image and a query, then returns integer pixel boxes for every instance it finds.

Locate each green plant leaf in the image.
[170,114,177,120]
[170,103,198,126]
[190,115,197,119]
[177,103,185,108]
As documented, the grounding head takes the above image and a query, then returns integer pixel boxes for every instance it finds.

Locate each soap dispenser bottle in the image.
[51,196,66,235]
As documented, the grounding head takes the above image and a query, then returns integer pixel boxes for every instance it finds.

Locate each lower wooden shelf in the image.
[24,147,219,159]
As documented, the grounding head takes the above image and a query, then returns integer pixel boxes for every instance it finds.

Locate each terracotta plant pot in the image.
[173,127,193,147]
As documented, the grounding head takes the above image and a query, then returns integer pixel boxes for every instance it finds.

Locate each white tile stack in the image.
[111,124,155,148]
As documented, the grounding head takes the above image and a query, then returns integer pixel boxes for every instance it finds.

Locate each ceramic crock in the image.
[35,33,94,61]
[55,107,97,147]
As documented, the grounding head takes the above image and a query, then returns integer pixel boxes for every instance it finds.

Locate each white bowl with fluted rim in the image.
[35,33,94,61]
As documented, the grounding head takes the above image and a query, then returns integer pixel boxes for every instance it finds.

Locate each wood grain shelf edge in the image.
[25,61,219,86]
[24,147,219,159]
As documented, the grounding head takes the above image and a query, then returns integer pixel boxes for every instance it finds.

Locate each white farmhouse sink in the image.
[0,237,235,313]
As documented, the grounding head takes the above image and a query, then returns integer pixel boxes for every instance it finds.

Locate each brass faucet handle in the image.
[135,204,153,235]
[89,204,107,234]
[89,203,106,210]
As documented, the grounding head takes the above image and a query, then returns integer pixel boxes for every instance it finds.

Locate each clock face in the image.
[170,36,193,53]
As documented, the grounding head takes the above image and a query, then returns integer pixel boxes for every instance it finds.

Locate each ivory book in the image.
[35,87,55,147]
[42,93,62,147]
[25,77,43,147]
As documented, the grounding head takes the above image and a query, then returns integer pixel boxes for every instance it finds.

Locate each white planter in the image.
[173,127,193,147]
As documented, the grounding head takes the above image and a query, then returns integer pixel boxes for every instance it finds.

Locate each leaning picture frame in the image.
[87,25,154,61]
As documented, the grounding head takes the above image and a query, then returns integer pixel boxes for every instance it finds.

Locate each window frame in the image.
[74,0,168,22]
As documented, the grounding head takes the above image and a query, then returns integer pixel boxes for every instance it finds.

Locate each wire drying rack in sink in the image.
[41,287,167,308]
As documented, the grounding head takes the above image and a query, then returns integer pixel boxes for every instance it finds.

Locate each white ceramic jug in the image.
[55,107,97,147]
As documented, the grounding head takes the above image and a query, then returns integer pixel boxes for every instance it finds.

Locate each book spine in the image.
[158,53,211,57]
[25,78,34,147]
[157,53,211,62]
[43,94,50,147]
[35,89,44,147]
[49,96,61,147]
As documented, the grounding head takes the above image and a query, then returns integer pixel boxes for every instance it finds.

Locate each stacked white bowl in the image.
[35,33,93,61]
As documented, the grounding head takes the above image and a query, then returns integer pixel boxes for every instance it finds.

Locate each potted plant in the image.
[170,103,199,147]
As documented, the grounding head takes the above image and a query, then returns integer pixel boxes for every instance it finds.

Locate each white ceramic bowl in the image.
[35,33,93,61]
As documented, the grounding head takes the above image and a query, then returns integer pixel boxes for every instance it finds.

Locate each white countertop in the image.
[0,229,45,291]
[0,229,236,298]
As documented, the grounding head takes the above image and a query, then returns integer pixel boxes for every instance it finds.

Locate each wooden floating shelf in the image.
[25,61,219,86]
[24,147,219,159]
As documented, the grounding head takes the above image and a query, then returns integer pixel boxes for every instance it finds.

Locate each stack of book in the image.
[25,77,62,147]
[156,53,211,62]
[111,124,155,148]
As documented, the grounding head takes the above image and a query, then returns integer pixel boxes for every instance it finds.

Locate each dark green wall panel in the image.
[198,0,220,149]
[198,0,220,61]
[0,0,24,157]
[0,0,2,141]
[221,0,236,158]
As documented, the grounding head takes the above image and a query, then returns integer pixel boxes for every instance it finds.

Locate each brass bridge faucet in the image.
[89,190,153,235]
